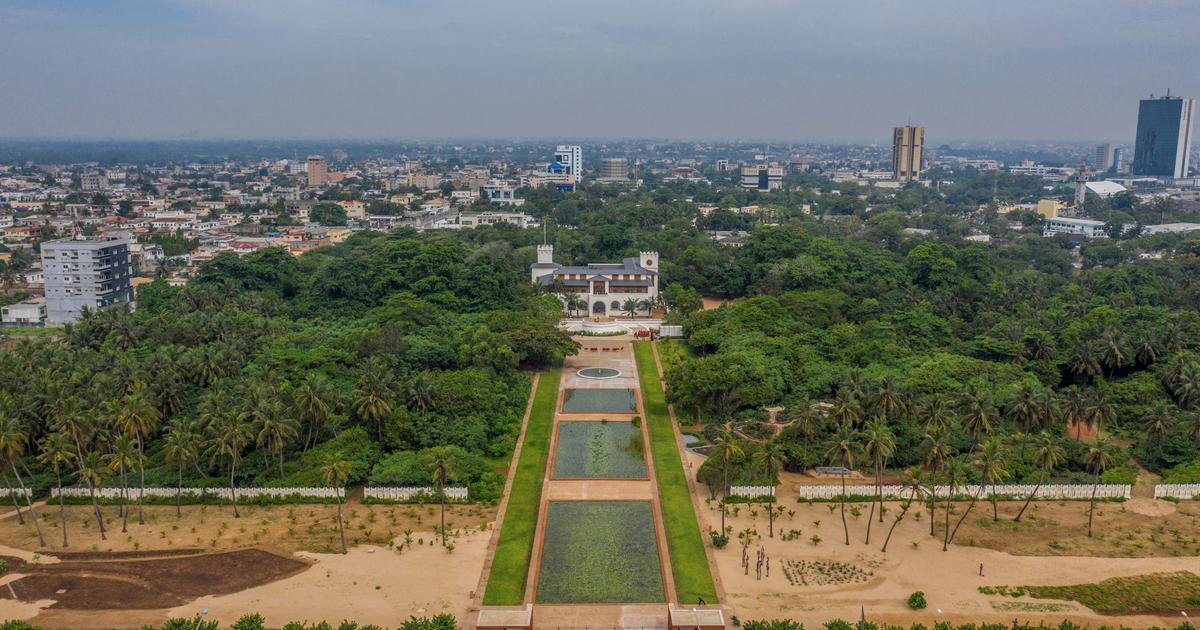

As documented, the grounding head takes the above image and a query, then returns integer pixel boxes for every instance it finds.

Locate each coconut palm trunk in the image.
[1013,468,1045,522]
[839,470,849,546]
[948,484,986,547]
[70,434,105,536]
[229,460,240,518]
[333,469,346,553]
[942,483,954,551]
[136,432,146,525]
[10,462,44,547]
[881,486,917,552]
[175,461,184,517]
[1087,471,1099,537]
[119,461,129,533]
[6,484,24,525]
[54,468,67,547]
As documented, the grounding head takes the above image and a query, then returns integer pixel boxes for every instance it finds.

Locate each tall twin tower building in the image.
[892,125,924,182]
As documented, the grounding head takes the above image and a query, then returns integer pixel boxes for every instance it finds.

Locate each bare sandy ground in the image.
[2,527,490,629]
[686,452,1200,629]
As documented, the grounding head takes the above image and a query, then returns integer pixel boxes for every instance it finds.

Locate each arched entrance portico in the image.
[592,301,606,315]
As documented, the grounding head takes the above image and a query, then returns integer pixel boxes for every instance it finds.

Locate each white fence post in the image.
[363,486,469,502]
[1153,484,1200,500]
[792,483,1132,500]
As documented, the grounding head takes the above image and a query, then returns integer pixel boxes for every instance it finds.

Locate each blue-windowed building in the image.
[1132,94,1194,179]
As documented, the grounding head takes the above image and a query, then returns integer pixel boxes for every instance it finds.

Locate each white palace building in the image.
[530,244,659,316]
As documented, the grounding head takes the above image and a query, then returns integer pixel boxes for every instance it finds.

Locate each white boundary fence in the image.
[52,487,343,500]
[1154,484,1200,500]
[364,486,469,502]
[0,488,31,496]
[794,484,1131,500]
[730,485,776,498]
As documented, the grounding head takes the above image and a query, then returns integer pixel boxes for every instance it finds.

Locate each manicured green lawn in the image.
[536,501,665,603]
[482,369,560,605]
[633,341,718,604]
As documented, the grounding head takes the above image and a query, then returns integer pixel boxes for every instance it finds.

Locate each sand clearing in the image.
[686,452,1200,629]
[0,527,490,629]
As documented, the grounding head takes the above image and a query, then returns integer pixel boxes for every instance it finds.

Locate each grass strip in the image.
[983,571,1200,614]
[482,369,560,605]
[633,341,719,604]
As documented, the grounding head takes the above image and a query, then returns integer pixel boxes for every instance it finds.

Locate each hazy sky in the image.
[1,0,1197,142]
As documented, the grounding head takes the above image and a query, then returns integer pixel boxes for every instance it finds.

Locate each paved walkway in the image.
[526,337,676,627]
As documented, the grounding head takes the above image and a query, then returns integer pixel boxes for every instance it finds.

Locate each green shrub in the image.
[907,591,927,610]
[709,530,730,548]
[744,621,803,630]
[1162,459,1200,483]
[232,613,267,630]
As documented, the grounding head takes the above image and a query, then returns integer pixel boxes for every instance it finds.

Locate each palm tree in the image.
[1083,390,1117,437]
[116,382,160,526]
[354,364,393,439]
[921,399,955,435]
[620,298,639,319]
[1061,386,1090,438]
[711,426,744,532]
[636,298,655,318]
[205,414,250,518]
[1170,360,1200,408]
[1067,338,1103,380]
[405,373,435,414]
[824,422,860,546]
[162,422,199,517]
[881,466,926,552]
[1185,410,1200,440]
[107,435,137,533]
[922,428,954,536]
[39,433,74,547]
[255,404,299,479]
[861,418,895,543]
[295,374,335,451]
[957,393,994,443]
[948,438,1007,548]
[562,292,582,317]
[422,446,460,546]
[829,391,861,429]
[1014,432,1065,522]
[320,455,351,553]
[79,452,109,540]
[870,379,907,422]
[939,459,967,551]
[1005,385,1052,432]
[0,417,45,547]
[1139,401,1176,443]
[1084,438,1117,538]
[1096,328,1129,374]
[751,438,785,537]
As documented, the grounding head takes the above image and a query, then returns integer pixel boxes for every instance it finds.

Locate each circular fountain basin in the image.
[577,367,622,379]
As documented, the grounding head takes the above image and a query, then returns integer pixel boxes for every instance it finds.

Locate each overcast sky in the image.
[0,0,1197,142]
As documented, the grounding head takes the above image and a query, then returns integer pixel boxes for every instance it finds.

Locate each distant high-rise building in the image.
[41,235,133,325]
[891,126,924,181]
[1132,94,1194,179]
[552,145,583,183]
[739,164,783,191]
[598,158,629,181]
[307,155,328,188]
[1093,143,1117,172]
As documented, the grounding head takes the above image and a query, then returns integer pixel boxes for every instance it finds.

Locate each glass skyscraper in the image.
[1131,95,1194,179]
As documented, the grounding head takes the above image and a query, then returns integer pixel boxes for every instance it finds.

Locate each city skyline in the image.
[0,0,1197,143]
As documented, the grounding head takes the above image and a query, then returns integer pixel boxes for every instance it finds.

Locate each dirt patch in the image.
[0,548,309,609]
